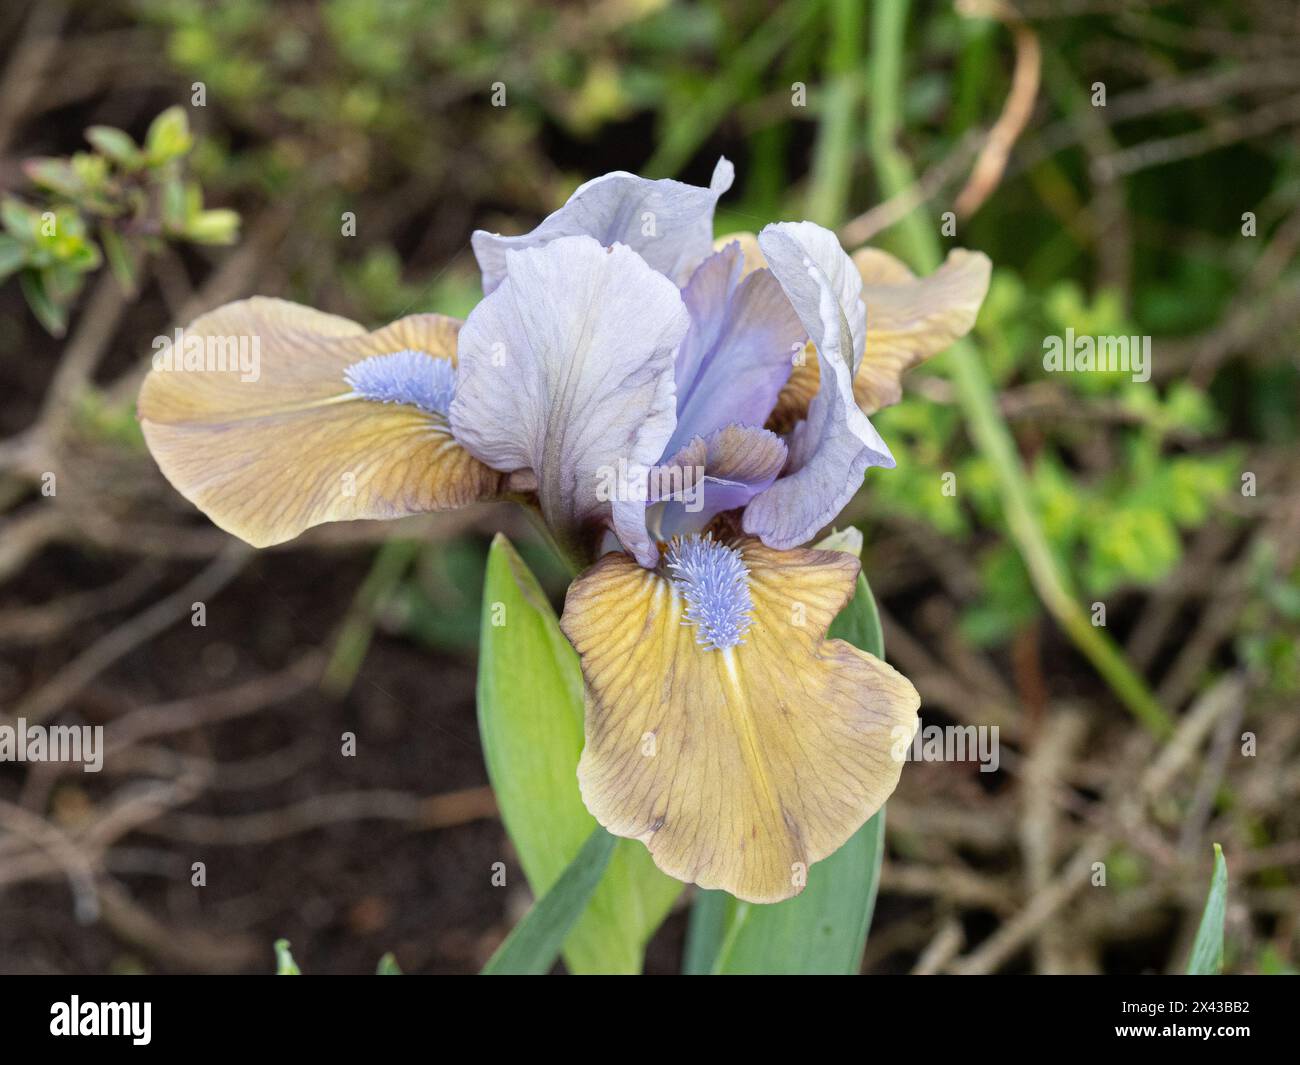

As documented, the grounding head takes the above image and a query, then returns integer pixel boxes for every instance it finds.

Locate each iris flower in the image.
[138,159,990,902]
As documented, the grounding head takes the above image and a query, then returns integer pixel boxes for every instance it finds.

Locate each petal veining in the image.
[667,244,804,456]
[850,247,991,413]
[138,298,502,548]
[768,247,993,425]
[451,236,689,565]
[611,424,787,562]
[712,230,766,278]
[562,539,920,903]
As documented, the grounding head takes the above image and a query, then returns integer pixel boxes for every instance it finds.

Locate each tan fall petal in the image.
[138,297,502,548]
[561,540,919,903]
[851,247,991,413]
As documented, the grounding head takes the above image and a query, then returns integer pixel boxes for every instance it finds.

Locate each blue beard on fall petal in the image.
[664,534,753,651]
[344,349,455,417]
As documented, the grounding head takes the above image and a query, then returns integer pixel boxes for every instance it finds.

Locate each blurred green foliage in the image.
[121,0,1299,699]
[1238,540,1300,696]
[871,273,1242,648]
[4,106,238,335]
[0,0,1292,975]
[389,534,571,654]
[6,0,1295,711]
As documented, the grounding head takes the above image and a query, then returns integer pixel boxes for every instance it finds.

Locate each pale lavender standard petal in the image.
[450,236,689,564]
[612,424,787,558]
[665,243,805,456]
[742,221,895,550]
[472,158,735,295]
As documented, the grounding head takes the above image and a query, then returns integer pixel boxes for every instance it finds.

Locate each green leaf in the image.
[19,269,68,336]
[100,226,140,297]
[1186,843,1228,975]
[704,567,890,975]
[23,158,83,198]
[682,890,734,975]
[1,197,39,242]
[70,152,111,195]
[375,952,402,975]
[160,174,189,232]
[827,570,884,653]
[144,106,193,165]
[184,208,241,245]
[710,807,886,974]
[0,235,28,282]
[85,125,142,169]
[480,828,618,975]
[477,534,681,974]
[273,938,300,975]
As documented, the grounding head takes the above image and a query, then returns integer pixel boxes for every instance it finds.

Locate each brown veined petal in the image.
[138,297,502,548]
[851,247,991,414]
[561,539,919,903]
[766,248,993,427]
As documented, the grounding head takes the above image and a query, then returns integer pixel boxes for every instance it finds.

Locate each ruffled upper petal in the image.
[742,222,894,550]
[137,298,503,548]
[561,537,919,903]
[768,247,993,426]
[450,236,690,565]
[472,158,735,295]
[666,243,804,456]
[611,424,787,561]
[658,425,787,535]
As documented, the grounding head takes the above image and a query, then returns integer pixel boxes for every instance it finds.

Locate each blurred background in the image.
[0,0,1297,974]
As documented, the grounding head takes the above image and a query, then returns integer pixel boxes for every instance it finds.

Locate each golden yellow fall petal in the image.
[562,540,919,903]
[851,247,991,414]
[138,297,501,547]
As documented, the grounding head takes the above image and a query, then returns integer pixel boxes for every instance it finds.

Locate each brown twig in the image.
[953,2,1042,218]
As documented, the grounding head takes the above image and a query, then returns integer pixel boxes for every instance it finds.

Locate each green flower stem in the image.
[864,0,1173,737]
[806,0,864,226]
[514,496,583,579]
[321,538,420,698]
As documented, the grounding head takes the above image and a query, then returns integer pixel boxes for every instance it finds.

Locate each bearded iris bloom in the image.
[138,158,989,903]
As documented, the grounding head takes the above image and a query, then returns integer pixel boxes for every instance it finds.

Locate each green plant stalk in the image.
[644,0,824,179]
[865,0,1172,737]
[516,496,582,579]
[321,537,420,697]
[806,0,864,225]
[480,828,619,976]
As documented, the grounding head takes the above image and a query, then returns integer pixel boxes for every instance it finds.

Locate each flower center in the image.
[664,534,753,651]
[343,349,455,417]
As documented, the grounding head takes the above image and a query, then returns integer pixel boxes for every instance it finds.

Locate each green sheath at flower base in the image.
[477,535,680,973]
